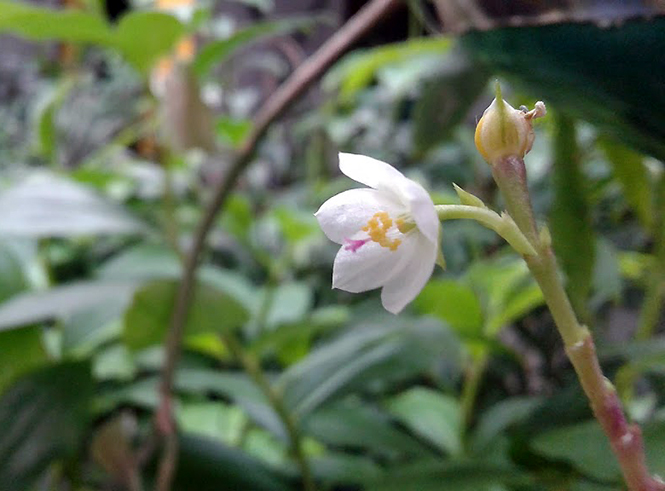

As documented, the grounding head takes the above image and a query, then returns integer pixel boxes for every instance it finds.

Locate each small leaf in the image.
[386,387,462,455]
[112,11,185,74]
[453,183,487,208]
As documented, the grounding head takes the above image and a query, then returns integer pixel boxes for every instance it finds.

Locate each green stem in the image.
[222,331,315,491]
[460,351,488,430]
[434,204,536,256]
[491,155,664,491]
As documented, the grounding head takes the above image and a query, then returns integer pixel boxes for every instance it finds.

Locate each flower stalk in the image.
[475,89,664,490]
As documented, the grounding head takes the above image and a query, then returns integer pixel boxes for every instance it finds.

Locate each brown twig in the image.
[154,1,403,490]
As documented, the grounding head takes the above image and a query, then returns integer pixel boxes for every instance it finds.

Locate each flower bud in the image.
[474,84,546,164]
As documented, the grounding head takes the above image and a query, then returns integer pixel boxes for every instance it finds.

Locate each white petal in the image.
[332,240,405,293]
[380,234,437,314]
[338,153,406,190]
[395,178,439,244]
[315,188,402,245]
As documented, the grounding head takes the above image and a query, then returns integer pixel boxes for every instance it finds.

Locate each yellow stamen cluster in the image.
[362,212,402,251]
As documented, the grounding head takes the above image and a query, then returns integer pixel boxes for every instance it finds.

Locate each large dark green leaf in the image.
[0,361,93,491]
[462,18,665,161]
[123,279,249,351]
[168,434,296,491]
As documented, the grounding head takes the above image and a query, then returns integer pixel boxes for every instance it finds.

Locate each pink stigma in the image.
[344,238,369,253]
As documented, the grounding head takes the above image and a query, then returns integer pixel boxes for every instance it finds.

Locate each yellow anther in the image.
[363,212,402,251]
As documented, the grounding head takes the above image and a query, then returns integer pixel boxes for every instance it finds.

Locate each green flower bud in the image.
[475,84,545,164]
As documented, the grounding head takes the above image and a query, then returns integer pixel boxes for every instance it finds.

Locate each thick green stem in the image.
[491,155,664,491]
[222,332,315,491]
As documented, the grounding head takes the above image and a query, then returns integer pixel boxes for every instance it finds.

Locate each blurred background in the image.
[0,0,664,490]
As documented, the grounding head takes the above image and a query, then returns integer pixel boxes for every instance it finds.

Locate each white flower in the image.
[315,153,440,314]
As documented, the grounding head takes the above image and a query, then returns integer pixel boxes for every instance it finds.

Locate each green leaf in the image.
[216,117,253,148]
[466,255,544,336]
[531,420,620,481]
[98,243,182,280]
[123,279,249,351]
[112,11,185,74]
[262,281,313,329]
[470,396,542,454]
[461,19,665,161]
[280,318,463,417]
[0,1,112,44]
[0,3,184,74]
[0,281,137,332]
[170,434,295,491]
[600,139,653,231]
[0,240,32,304]
[365,460,527,491]
[62,299,127,356]
[0,327,47,396]
[311,453,381,486]
[0,172,145,238]
[176,401,248,446]
[194,16,323,76]
[305,400,432,458]
[386,387,462,455]
[453,183,487,208]
[414,279,484,337]
[0,361,93,491]
[591,238,622,309]
[550,115,595,319]
[324,37,453,100]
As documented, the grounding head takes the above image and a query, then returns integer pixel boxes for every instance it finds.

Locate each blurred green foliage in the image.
[0,1,663,490]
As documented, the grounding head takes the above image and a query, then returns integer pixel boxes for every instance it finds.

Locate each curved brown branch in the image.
[154,1,403,490]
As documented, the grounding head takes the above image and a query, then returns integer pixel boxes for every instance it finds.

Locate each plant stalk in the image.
[222,331,315,491]
[492,155,664,491]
